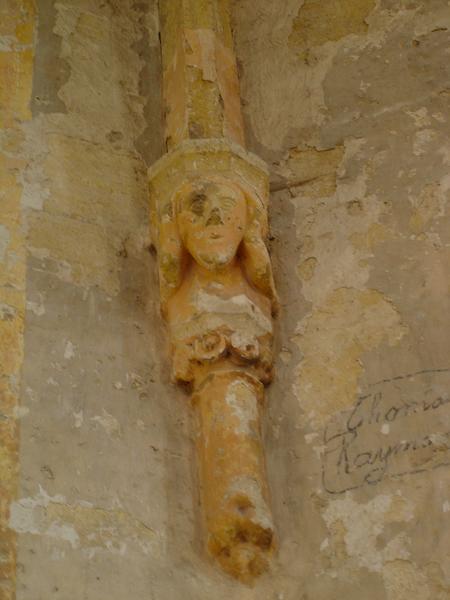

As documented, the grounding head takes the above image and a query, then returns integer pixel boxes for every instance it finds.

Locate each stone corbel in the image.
[149,0,278,583]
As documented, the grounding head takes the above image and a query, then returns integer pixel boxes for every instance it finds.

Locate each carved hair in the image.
[157,173,278,316]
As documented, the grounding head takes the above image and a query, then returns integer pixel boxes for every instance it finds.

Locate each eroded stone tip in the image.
[208,512,275,583]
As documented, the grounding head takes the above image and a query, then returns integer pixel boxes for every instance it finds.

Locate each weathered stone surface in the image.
[194,372,274,582]
[232,0,450,597]
[290,0,376,60]
[2,0,449,597]
[159,0,244,148]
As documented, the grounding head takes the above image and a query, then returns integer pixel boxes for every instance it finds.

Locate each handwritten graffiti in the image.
[322,369,450,493]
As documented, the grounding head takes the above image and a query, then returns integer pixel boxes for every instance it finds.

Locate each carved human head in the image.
[175,176,247,270]
[156,171,277,315]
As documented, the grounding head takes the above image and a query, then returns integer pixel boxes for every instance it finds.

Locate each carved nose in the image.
[206,207,223,226]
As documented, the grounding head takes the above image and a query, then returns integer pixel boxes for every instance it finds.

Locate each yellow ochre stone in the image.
[159,0,244,149]
[290,0,376,57]
[0,2,36,598]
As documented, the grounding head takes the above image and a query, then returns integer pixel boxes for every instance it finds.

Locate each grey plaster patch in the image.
[133,2,165,165]
[32,0,70,115]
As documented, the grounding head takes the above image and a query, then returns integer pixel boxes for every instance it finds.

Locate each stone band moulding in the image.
[148,0,278,583]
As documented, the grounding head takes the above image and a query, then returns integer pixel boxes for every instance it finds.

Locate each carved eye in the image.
[220,196,236,212]
[189,193,207,216]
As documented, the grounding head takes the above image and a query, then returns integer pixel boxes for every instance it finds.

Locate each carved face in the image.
[176,179,247,270]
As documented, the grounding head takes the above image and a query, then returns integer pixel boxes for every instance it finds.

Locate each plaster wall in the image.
[232,0,450,597]
[1,0,449,599]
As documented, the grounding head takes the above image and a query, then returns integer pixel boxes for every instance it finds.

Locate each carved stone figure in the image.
[152,162,277,580]
[159,174,277,386]
[151,0,278,583]
[149,141,278,582]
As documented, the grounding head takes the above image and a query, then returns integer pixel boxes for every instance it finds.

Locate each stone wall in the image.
[1,0,449,598]
[233,0,450,598]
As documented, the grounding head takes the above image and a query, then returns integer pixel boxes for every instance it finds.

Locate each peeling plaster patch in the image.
[10,485,67,536]
[45,522,80,548]
[290,0,376,55]
[304,432,319,445]
[413,129,437,156]
[125,372,142,389]
[227,476,272,530]
[0,303,16,321]
[30,0,69,115]
[291,142,393,307]
[232,0,380,148]
[20,122,51,210]
[409,182,448,234]
[412,6,450,38]
[323,493,414,573]
[433,112,446,123]
[54,5,144,141]
[23,2,149,297]
[10,486,157,555]
[225,379,259,436]
[320,537,329,551]
[12,405,30,420]
[73,410,83,429]
[297,256,317,282]
[22,177,49,209]
[406,107,431,128]
[194,290,272,333]
[91,409,122,437]
[443,501,450,513]
[63,340,76,360]
[231,0,329,150]
[440,174,450,193]
[0,37,15,51]
[26,298,45,316]
[185,28,217,82]
[293,288,407,426]
[279,349,292,364]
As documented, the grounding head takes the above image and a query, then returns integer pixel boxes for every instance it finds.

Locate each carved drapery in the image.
[149,0,277,582]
